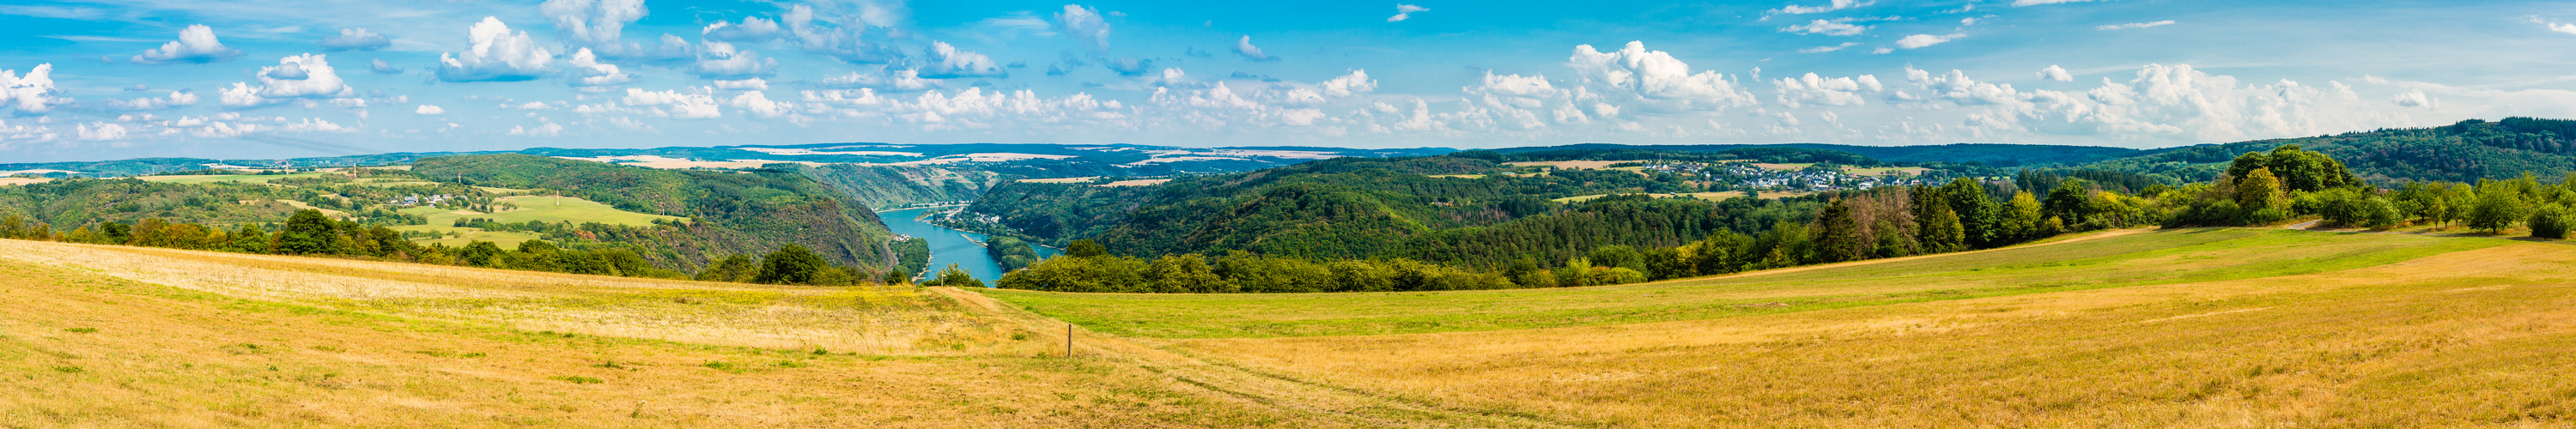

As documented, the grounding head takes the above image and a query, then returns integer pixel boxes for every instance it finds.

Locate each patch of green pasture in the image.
[982,228,2507,339]
[416,230,543,247]
[477,196,682,227]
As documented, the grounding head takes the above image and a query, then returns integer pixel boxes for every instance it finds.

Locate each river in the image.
[876,207,1059,285]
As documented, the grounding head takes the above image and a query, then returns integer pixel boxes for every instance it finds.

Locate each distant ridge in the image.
[1492,142,2158,166]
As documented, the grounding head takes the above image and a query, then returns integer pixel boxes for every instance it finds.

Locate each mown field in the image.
[15,227,2576,427]
[0,239,1360,427]
[389,195,684,247]
[984,228,2576,426]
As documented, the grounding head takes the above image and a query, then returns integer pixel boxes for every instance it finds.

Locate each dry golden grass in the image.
[1164,237,2576,426]
[0,255,1345,427]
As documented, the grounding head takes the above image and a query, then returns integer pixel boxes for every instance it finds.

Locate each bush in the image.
[2530,204,2569,239]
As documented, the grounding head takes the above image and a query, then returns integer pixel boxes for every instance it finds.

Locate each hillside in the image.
[978,227,2576,426]
[2078,117,2576,184]
[798,163,1001,209]
[1498,142,2156,166]
[409,154,903,270]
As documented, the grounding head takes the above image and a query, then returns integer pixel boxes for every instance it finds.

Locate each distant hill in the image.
[2075,118,2576,184]
[1495,143,2156,166]
[0,142,1457,178]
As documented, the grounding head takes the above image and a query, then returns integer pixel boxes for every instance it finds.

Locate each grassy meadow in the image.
[389,195,683,247]
[13,227,2576,426]
[981,228,2576,426]
[0,239,1346,427]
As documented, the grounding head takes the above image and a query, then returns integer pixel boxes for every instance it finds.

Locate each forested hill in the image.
[2077,118,2576,184]
[957,152,1835,269]
[410,154,902,270]
[798,164,1002,208]
[1499,143,2155,166]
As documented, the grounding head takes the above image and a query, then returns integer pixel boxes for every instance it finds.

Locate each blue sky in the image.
[1,0,2573,161]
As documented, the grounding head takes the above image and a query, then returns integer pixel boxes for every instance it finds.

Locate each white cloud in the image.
[821,69,940,91]
[690,41,778,78]
[369,58,404,74]
[918,41,1005,79]
[1388,4,1430,22]
[1232,35,1275,61]
[280,118,351,133]
[1895,63,2397,143]
[132,24,243,64]
[622,88,721,118]
[2012,0,2100,6]
[1801,42,1861,53]
[438,17,556,82]
[501,101,555,110]
[1565,41,1755,112]
[1107,57,1155,76]
[783,4,902,63]
[2392,89,2436,108]
[564,48,634,90]
[220,54,355,107]
[714,78,768,90]
[702,16,781,42]
[1321,69,1378,97]
[1054,5,1112,52]
[1783,19,1867,36]
[319,27,391,51]
[103,91,197,111]
[727,90,793,118]
[2095,21,2175,30]
[1894,33,1963,49]
[1774,73,1882,108]
[540,0,647,55]
[2039,64,2072,82]
[509,121,565,136]
[1770,0,1871,15]
[2530,16,2576,36]
[416,105,445,115]
[76,122,127,141]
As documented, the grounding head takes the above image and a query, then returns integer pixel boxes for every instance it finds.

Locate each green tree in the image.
[1147,254,1230,293]
[696,255,759,282]
[754,244,829,285]
[1812,201,1868,263]
[228,224,271,253]
[2467,189,2525,233]
[2005,191,2045,241]
[1916,201,1966,253]
[274,209,336,255]
[2236,167,2286,224]
[921,263,986,287]
[2529,204,2569,239]
[1066,239,1108,257]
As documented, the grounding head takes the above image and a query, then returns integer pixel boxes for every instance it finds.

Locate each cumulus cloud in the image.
[1232,35,1275,61]
[509,120,566,136]
[565,47,635,90]
[1321,69,1378,97]
[369,58,404,74]
[76,122,126,141]
[2392,89,2436,108]
[1770,0,1871,15]
[1800,42,1861,53]
[1783,19,1867,35]
[782,4,903,63]
[319,27,392,51]
[820,69,939,91]
[416,105,444,115]
[1774,73,1883,108]
[727,90,794,118]
[2530,16,2576,36]
[541,0,647,55]
[2012,0,2099,6]
[0,64,69,114]
[1388,4,1429,22]
[1891,63,2391,143]
[689,41,777,78]
[221,54,356,107]
[132,24,243,64]
[2096,21,2175,30]
[918,41,1005,79]
[2038,65,2072,82]
[714,78,768,90]
[439,17,556,82]
[1054,5,1112,52]
[622,88,721,118]
[1565,41,1755,112]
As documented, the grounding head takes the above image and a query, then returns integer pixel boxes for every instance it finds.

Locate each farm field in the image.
[386,196,683,247]
[0,239,1340,427]
[981,228,2576,426]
